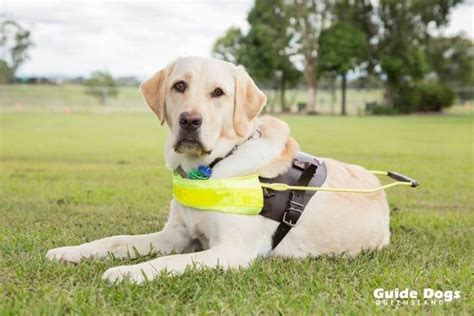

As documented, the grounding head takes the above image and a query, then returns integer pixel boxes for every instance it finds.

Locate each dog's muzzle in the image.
[174,135,210,155]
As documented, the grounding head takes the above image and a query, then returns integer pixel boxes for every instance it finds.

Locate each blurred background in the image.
[1,2,473,313]
[1,0,473,115]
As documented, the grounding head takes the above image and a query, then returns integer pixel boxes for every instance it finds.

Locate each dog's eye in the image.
[173,81,186,93]
[211,88,224,98]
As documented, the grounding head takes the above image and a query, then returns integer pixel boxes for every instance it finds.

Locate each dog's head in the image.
[140,57,266,156]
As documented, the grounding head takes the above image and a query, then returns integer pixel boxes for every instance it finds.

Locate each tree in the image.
[84,71,118,105]
[318,23,367,115]
[246,0,300,111]
[212,0,300,111]
[376,0,462,108]
[0,19,33,83]
[426,34,474,87]
[288,0,333,113]
[212,27,245,65]
[333,0,377,73]
[0,59,14,83]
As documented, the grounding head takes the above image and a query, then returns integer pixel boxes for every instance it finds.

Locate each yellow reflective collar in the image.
[172,173,264,215]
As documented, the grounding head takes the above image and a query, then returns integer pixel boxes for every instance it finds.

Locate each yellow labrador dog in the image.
[46,57,390,284]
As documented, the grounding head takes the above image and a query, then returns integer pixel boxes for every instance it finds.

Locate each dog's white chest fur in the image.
[174,200,274,253]
[176,204,214,248]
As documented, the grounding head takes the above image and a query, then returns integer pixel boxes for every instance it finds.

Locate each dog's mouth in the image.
[174,136,211,156]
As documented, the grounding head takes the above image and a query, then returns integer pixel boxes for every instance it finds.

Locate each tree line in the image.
[212,0,473,114]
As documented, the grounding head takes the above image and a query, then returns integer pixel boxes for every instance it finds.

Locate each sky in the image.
[2,0,473,79]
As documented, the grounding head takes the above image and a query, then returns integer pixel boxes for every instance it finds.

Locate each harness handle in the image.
[386,171,419,187]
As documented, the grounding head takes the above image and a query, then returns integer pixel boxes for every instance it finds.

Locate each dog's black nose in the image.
[179,112,202,131]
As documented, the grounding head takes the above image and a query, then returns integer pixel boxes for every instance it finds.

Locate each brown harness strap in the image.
[259,152,327,250]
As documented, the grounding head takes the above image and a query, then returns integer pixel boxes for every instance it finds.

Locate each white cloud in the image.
[2,0,472,78]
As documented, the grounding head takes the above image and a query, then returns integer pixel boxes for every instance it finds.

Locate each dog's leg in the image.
[46,206,191,263]
[102,243,256,284]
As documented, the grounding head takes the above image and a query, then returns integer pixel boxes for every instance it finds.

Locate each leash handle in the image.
[386,171,419,187]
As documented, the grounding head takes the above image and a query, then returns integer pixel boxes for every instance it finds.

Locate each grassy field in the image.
[0,110,473,314]
[1,84,383,115]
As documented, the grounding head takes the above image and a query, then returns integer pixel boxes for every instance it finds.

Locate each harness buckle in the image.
[282,207,303,227]
[293,159,309,171]
[282,191,305,227]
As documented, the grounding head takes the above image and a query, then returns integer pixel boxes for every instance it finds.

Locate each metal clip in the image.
[282,208,303,227]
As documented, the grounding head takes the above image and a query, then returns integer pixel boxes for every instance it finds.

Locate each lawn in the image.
[0,84,383,115]
[0,110,473,314]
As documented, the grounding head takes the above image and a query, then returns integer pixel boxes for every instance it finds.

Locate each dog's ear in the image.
[140,63,174,125]
[233,66,266,136]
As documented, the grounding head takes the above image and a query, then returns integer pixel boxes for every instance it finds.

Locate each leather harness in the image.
[259,151,327,250]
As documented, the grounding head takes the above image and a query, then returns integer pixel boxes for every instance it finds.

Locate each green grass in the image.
[0,84,143,109]
[1,110,473,314]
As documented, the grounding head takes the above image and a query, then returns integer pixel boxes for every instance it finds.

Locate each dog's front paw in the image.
[102,264,158,284]
[45,246,89,263]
